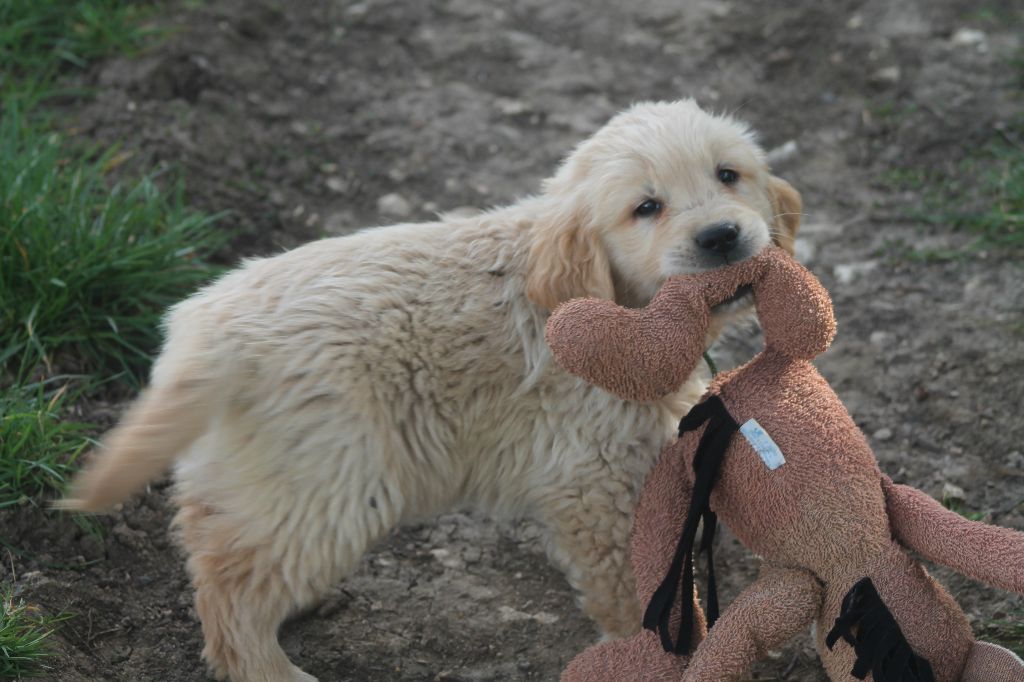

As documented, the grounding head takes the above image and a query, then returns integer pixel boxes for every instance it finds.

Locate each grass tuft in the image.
[0,103,224,385]
[0,588,68,678]
[940,498,990,523]
[0,0,200,671]
[0,0,156,95]
[892,130,1024,262]
[930,139,1024,254]
[979,609,1024,657]
[0,382,91,509]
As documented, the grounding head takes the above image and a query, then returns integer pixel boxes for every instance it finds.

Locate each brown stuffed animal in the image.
[546,247,1024,682]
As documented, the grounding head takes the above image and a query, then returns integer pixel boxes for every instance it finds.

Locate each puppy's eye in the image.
[634,199,663,218]
[717,168,740,185]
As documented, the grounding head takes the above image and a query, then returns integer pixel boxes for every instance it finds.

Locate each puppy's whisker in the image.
[725,97,755,119]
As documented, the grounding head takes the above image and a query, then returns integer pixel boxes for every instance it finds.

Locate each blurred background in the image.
[1,0,1021,679]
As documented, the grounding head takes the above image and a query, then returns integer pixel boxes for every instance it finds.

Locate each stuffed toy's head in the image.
[545,246,836,402]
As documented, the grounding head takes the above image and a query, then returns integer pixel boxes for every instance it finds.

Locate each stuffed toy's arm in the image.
[545,254,768,402]
[631,439,702,607]
[881,476,1024,593]
[751,247,836,361]
[545,276,710,402]
[682,566,822,682]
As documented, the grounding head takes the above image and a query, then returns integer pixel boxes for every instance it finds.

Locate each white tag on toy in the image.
[740,419,786,470]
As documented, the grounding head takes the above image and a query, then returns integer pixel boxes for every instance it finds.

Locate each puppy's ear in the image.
[526,202,615,311]
[767,176,802,254]
[752,248,835,361]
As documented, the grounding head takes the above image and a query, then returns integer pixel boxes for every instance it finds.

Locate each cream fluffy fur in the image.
[61,99,801,682]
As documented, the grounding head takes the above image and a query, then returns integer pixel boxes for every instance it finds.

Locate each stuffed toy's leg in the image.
[961,641,1024,681]
[883,477,1024,679]
[562,627,693,682]
[881,476,1024,593]
[562,440,708,681]
[681,566,822,682]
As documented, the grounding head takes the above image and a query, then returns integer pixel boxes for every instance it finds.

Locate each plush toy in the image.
[545,247,1024,682]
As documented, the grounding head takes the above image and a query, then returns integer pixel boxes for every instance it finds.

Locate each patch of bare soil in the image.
[3,0,1021,680]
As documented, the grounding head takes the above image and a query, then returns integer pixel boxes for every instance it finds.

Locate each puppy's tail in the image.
[55,375,213,513]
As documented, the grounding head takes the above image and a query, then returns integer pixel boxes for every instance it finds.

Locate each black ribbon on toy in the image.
[643,394,737,655]
[826,577,936,682]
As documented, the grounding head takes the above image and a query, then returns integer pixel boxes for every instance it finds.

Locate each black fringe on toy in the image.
[643,394,736,655]
[826,577,936,682]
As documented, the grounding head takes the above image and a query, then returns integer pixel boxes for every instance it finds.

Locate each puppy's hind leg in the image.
[183,530,314,682]
[175,474,402,682]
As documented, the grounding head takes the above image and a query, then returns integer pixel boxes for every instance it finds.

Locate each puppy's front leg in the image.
[536,474,643,639]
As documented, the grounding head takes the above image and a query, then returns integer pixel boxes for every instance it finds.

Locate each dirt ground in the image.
[3,0,1023,680]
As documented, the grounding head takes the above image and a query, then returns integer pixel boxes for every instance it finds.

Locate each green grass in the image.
[980,609,1024,657]
[0,383,92,509]
[0,0,156,96]
[0,104,224,385]
[941,496,990,523]
[0,1,202,674]
[876,40,1023,262]
[0,588,68,678]
[928,139,1024,254]
[884,131,1024,261]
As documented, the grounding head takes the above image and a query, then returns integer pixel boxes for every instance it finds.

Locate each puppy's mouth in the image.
[712,284,753,313]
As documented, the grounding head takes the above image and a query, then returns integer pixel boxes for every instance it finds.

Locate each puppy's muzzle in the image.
[695,222,740,255]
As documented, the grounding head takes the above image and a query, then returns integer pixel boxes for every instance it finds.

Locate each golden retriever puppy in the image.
[61,99,801,682]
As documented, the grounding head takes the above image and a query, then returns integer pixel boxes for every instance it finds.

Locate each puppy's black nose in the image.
[695,222,740,254]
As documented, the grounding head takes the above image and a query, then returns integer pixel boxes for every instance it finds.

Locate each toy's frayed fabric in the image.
[547,246,1024,681]
[825,577,936,681]
[882,476,1024,594]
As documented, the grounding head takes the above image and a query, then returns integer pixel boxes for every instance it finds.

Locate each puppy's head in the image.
[527,99,801,311]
